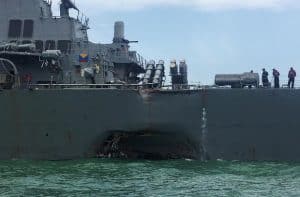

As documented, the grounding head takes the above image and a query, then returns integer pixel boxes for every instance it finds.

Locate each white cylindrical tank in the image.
[158,60,165,65]
[170,60,178,76]
[153,60,165,86]
[114,21,125,40]
[42,50,62,58]
[179,60,188,84]
[179,60,187,74]
[143,60,156,84]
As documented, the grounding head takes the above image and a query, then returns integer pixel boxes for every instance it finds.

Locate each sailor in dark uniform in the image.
[288,67,296,89]
[272,68,280,88]
[262,68,269,87]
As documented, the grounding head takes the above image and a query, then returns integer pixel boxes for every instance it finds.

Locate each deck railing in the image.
[28,83,160,90]
[14,81,300,91]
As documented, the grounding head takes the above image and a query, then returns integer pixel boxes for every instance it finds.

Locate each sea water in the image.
[0,159,299,197]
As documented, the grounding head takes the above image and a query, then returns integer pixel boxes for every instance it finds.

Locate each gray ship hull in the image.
[0,88,300,161]
[0,89,202,160]
[205,89,300,161]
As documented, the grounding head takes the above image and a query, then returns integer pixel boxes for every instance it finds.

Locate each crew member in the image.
[262,68,269,87]
[288,67,296,88]
[272,68,280,88]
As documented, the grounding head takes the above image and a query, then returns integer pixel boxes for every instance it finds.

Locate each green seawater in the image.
[0,159,299,197]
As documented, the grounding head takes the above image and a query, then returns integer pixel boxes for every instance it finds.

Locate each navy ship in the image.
[0,0,299,161]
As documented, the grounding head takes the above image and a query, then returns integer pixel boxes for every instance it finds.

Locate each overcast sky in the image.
[54,0,299,10]
[53,0,300,84]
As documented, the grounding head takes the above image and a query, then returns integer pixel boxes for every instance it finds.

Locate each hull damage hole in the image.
[96,130,202,160]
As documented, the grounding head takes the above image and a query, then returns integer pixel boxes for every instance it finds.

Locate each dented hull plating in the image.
[0,88,300,161]
[0,89,202,160]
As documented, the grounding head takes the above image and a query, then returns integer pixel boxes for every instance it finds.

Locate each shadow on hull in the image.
[95,130,203,160]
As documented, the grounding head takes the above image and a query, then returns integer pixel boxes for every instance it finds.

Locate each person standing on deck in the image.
[288,67,296,88]
[272,69,280,88]
[262,68,269,87]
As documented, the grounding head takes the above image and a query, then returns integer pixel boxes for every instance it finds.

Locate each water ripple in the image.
[0,160,299,197]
